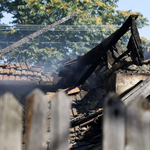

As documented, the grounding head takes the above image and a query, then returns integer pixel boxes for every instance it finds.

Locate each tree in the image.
[141,37,150,52]
[0,0,149,72]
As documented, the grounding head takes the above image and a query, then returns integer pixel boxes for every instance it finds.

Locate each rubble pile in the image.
[19,15,150,150]
[45,15,150,149]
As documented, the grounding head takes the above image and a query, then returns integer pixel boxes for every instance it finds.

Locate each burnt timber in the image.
[44,15,150,150]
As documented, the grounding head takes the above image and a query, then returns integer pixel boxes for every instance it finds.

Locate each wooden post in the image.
[25,88,48,150]
[125,95,150,150]
[103,92,125,150]
[0,92,22,150]
[50,91,71,150]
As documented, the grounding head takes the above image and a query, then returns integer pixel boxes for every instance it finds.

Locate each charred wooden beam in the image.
[61,15,141,87]
[71,109,103,127]
[73,15,139,72]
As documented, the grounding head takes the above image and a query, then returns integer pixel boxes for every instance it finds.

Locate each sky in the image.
[1,0,150,40]
[116,0,150,40]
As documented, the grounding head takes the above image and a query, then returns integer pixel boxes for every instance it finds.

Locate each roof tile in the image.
[0,75,3,80]
[0,63,4,67]
[9,75,15,80]
[37,72,41,76]
[17,67,22,70]
[33,72,38,75]
[32,77,41,82]
[3,69,10,74]
[15,70,22,75]
[27,71,34,76]
[10,68,15,74]
[4,62,9,67]
[9,64,16,68]
[0,67,3,73]
[0,62,54,83]
[26,62,31,69]
[28,76,32,80]
[41,76,47,81]
[29,66,44,72]
[21,70,27,75]
[15,63,20,68]
[15,76,21,80]
[21,76,28,80]
[3,75,9,80]
[20,62,27,70]
[48,76,53,82]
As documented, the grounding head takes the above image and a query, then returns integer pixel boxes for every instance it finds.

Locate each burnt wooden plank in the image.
[71,109,103,127]
[76,15,138,69]
[60,15,139,87]
[51,91,71,150]
[103,92,125,150]
[25,89,48,150]
[0,92,22,150]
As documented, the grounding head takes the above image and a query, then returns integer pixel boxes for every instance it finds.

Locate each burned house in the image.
[0,14,150,150]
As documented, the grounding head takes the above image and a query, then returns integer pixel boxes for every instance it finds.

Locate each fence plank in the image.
[103,92,125,150]
[0,92,22,150]
[25,88,48,150]
[50,91,71,150]
[125,95,150,150]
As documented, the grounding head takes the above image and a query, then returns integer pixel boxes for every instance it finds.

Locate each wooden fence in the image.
[0,88,149,150]
[103,92,150,150]
[0,88,71,150]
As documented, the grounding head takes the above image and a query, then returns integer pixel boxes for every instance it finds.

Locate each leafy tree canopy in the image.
[0,0,149,72]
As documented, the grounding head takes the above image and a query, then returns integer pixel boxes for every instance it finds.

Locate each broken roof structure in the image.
[1,13,150,150]
[44,15,150,149]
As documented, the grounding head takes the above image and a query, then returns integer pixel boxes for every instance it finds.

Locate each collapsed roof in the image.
[45,15,150,149]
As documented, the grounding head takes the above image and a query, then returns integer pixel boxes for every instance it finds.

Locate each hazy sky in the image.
[1,0,150,40]
[117,0,150,40]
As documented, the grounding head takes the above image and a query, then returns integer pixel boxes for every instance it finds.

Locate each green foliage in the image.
[140,37,150,52]
[0,0,149,72]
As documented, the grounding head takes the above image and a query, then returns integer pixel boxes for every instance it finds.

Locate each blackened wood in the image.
[0,13,77,56]
[75,57,103,86]
[103,92,125,150]
[76,60,123,87]
[59,66,72,77]
[71,109,103,127]
[113,49,130,64]
[142,59,150,64]
[103,61,124,80]
[0,92,22,150]
[130,15,144,65]
[73,15,138,72]
[71,15,138,87]
[25,89,47,150]
[128,35,143,65]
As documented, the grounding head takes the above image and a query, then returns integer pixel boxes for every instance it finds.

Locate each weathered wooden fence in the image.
[0,88,71,150]
[0,88,149,150]
[103,92,150,150]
